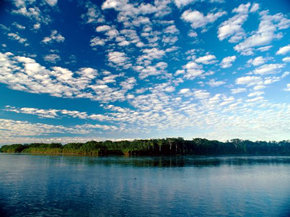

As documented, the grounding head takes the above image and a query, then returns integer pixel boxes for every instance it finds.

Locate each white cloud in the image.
[220,56,236,68]
[0,118,89,137]
[0,52,133,102]
[96,25,111,32]
[12,0,51,25]
[253,64,284,75]
[232,2,251,14]
[276,44,290,55]
[181,61,204,80]
[247,56,265,66]
[182,9,226,29]
[179,88,190,94]
[45,0,58,6]
[282,57,290,63]
[248,91,264,97]
[42,30,65,44]
[164,86,175,92]
[12,22,26,30]
[218,3,252,42]
[257,45,272,52]
[188,31,197,37]
[90,36,105,46]
[284,84,290,91]
[5,106,58,118]
[102,0,123,10]
[8,32,28,45]
[120,77,137,90]
[108,51,129,66]
[5,105,111,121]
[140,48,165,61]
[246,96,264,103]
[250,3,259,13]
[43,54,60,63]
[234,11,290,55]
[194,90,210,99]
[195,55,216,64]
[2,0,290,143]
[137,62,168,79]
[174,0,196,8]
[218,14,247,42]
[208,79,226,87]
[231,88,246,94]
[101,0,172,18]
[236,76,262,86]
[81,1,104,24]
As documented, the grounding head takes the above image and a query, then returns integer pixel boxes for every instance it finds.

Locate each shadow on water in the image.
[0,207,8,217]
[0,198,9,217]
[279,198,290,217]
[46,155,290,168]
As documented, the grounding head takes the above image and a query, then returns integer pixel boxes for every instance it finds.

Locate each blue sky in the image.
[0,0,289,144]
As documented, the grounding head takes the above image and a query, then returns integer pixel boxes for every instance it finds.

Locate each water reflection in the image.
[0,154,289,217]
[41,155,290,168]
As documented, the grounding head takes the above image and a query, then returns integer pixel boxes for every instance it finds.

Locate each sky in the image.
[0,0,289,144]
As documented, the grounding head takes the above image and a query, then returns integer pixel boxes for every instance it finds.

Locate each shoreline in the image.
[1,138,290,157]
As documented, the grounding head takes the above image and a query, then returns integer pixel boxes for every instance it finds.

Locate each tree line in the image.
[0,138,290,156]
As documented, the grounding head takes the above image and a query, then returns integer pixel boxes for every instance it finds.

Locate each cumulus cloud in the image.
[2,0,290,143]
[137,62,168,79]
[282,57,290,63]
[250,3,259,13]
[179,88,190,94]
[247,56,265,66]
[43,54,61,63]
[284,84,290,91]
[236,76,262,86]
[12,0,51,25]
[182,9,226,29]
[101,0,172,18]
[42,30,65,44]
[231,88,247,94]
[195,55,217,64]
[81,1,104,24]
[220,56,236,68]
[174,0,196,8]
[96,25,111,32]
[253,64,284,75]
[45,0,58,7]
[0,52,134,102]
[208,79,226,87]
[182,61,204,80]
[0,118,89,137]
[108,51,130,68]
[90,36,105,46]
[8,32,28,45]
[5,105,112,121]
[218,3,252,42]
[194,90,210,99]
[276,44,290,55]
[234,11,290,55]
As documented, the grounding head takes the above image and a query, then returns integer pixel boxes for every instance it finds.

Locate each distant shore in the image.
[1,138,290,156]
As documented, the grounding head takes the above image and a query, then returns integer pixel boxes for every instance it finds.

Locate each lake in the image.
[0,154,289,217]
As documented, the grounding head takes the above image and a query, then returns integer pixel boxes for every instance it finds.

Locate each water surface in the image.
[0,154,289,217]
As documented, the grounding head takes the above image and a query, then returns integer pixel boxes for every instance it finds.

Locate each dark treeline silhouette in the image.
[1,138,290,156]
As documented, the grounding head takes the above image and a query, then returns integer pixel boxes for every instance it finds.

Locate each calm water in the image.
[0,154,289,217]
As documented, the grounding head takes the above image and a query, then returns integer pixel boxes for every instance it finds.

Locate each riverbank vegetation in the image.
[1,138,290,156]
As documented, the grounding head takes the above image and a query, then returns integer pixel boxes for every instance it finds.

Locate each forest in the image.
[1,138,290,156]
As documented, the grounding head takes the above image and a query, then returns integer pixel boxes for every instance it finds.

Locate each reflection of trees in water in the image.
[0,202,9,217]
[55,156,290,168]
